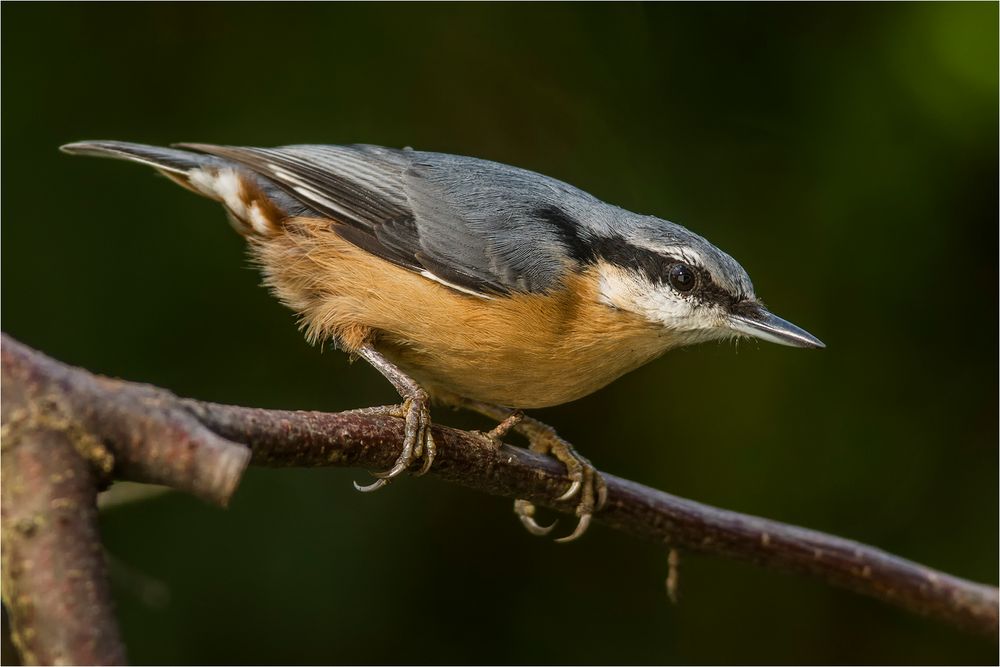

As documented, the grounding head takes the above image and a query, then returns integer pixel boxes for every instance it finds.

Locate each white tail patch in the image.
[189,168,245,215]
[188,167,281,236]
[247,203,273,236]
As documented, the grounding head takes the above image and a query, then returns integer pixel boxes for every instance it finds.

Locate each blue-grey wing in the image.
[178,143,608,295]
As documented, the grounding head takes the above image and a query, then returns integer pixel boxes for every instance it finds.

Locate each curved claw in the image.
[514,499,557,536]
[519,513,557,537]
[557,477,582,502]
[555,513,592,543]
[372,456,413,480]
[355,396,435,486]
[369,399,425,480]
[596,478,609,511]
[413,428,435,476]
[353,478,390,493]
[352,349,437,491]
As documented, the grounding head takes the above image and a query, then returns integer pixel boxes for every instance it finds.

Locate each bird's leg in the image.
[352,346,435,492]
[457,398,607,543]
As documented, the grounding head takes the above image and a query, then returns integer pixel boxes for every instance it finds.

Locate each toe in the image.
[555,513,592,543]
[557,477,582,502]
[514,499,557,536]
[414,427,436,476]
[353,478,390,493]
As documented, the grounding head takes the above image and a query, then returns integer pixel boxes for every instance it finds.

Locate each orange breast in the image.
[252,218,673,408]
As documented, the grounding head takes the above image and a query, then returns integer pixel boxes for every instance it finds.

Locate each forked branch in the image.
[1,333,996,664]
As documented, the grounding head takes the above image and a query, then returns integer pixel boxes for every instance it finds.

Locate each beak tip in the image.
[729,308,826,350]
[804,337,826,350]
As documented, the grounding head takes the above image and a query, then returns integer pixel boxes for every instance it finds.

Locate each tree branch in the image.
[2,358,126,664]
[1,332,996,665]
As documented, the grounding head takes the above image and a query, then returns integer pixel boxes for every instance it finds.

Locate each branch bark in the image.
[2,354,126,664]
[1,332,996,665]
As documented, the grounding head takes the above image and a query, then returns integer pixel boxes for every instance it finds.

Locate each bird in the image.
[60,140,824,541]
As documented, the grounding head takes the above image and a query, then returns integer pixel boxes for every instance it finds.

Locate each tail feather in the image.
[60,140,313,237]
[59,140,223,176]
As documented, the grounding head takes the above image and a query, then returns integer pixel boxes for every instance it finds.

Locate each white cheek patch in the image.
[596,263,692,326]
[596,262,724,334]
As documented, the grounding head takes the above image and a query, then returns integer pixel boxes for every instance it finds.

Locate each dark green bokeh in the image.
[2,3,996,664]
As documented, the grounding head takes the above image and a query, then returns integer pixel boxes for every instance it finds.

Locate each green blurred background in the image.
[2,3,997,664]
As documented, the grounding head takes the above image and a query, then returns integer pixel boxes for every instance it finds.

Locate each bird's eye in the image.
[667,263,697,292]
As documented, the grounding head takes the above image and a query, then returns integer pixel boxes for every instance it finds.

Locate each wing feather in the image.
[179,143,591,296]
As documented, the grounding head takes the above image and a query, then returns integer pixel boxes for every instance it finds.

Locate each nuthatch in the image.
[61,140,824,541]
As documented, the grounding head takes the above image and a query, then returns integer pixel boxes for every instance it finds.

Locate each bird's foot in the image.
[513,418,607,543]
[457,399,606,542]
[353,347,436,492]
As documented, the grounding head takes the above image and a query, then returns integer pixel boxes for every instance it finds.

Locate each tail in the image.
[60,140,303,237]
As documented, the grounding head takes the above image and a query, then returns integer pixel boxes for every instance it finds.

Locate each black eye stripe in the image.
[694,267,734,305]
[534,204,665,281]
[533,204,737,306]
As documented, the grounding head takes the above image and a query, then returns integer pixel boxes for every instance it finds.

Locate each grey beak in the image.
[729,306,825,349]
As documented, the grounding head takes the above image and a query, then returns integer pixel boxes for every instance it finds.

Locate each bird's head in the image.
[588,213,824,350]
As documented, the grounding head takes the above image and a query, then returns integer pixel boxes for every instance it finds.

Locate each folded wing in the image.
[179,143,595,296]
